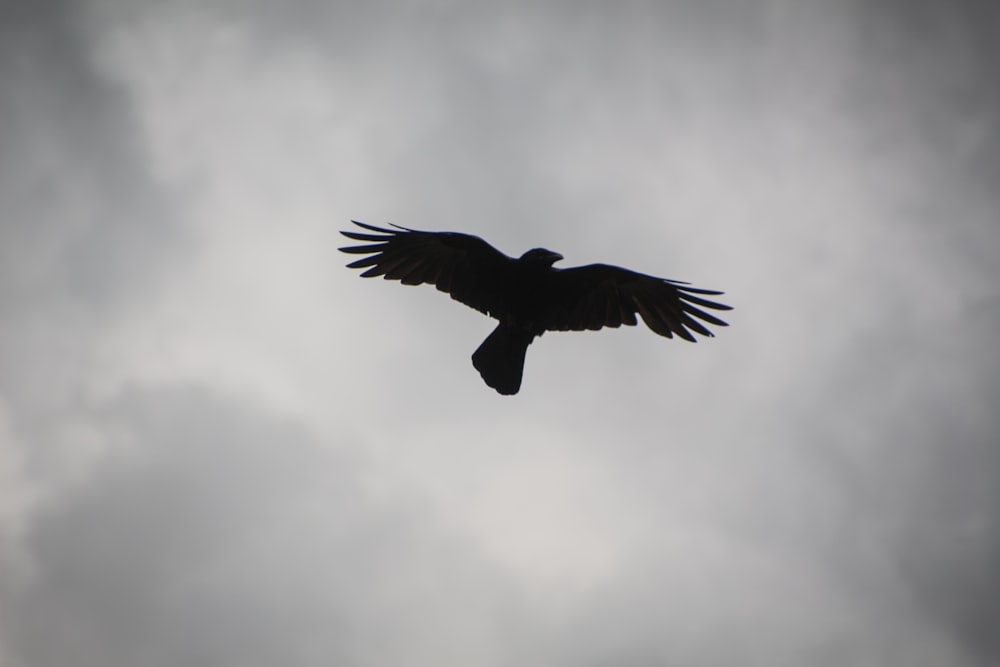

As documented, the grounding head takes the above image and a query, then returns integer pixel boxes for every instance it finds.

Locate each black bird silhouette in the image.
[340,221,732,395]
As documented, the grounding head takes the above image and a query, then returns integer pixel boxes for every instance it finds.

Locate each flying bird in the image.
[340,221,732,395]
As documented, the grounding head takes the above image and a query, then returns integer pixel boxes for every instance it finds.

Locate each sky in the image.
[1,1,999,665]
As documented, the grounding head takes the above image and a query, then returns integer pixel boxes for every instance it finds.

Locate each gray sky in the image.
[2,1,999,665]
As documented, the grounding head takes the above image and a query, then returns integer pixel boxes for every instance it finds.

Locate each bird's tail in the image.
[472,325,534,395]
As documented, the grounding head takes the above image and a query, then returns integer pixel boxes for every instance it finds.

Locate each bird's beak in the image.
[549,251,564,263]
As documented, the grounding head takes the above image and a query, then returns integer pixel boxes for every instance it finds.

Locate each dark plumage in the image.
[340,221,732,395]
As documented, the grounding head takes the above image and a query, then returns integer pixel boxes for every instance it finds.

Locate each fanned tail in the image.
[472,325,534,395]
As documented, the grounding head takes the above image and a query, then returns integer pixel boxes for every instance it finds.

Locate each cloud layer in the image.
[1,2,998,666]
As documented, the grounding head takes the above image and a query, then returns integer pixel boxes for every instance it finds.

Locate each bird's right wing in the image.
[540,263,732,341]
[339,221,513,317]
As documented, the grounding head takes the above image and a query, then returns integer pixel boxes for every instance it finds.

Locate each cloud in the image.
[3,382,988,667]
[0,0,187,429]
[0,0,184,304]
[1,385,528,667]
[1,1,998,666]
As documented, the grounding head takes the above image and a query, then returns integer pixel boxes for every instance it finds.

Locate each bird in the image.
[339,221,732,395]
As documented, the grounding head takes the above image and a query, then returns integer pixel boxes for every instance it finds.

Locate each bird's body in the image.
[340,221,731,394]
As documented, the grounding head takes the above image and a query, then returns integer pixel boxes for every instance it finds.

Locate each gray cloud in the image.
[2,385,527,667]
[0,0,183,304]
[1,1,998,666]
[0,0,186,427]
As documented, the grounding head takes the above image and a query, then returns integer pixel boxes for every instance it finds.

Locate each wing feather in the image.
[541,264,731,341]
[339,221,512,316]
[604,290,622,328]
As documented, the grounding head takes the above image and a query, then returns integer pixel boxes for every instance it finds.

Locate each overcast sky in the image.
[2,1,999,666]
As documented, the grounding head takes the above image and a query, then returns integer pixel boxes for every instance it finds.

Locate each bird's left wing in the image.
[539,263,732,341]
[339,221,513,317]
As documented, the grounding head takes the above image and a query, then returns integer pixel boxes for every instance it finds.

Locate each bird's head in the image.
[519,248,564,267]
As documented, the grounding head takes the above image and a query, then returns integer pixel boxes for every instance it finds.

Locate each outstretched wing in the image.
[540,264,731,341]
[339,221,513,316]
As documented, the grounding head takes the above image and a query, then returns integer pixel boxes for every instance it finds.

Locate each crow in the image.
[340,221,731,395]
